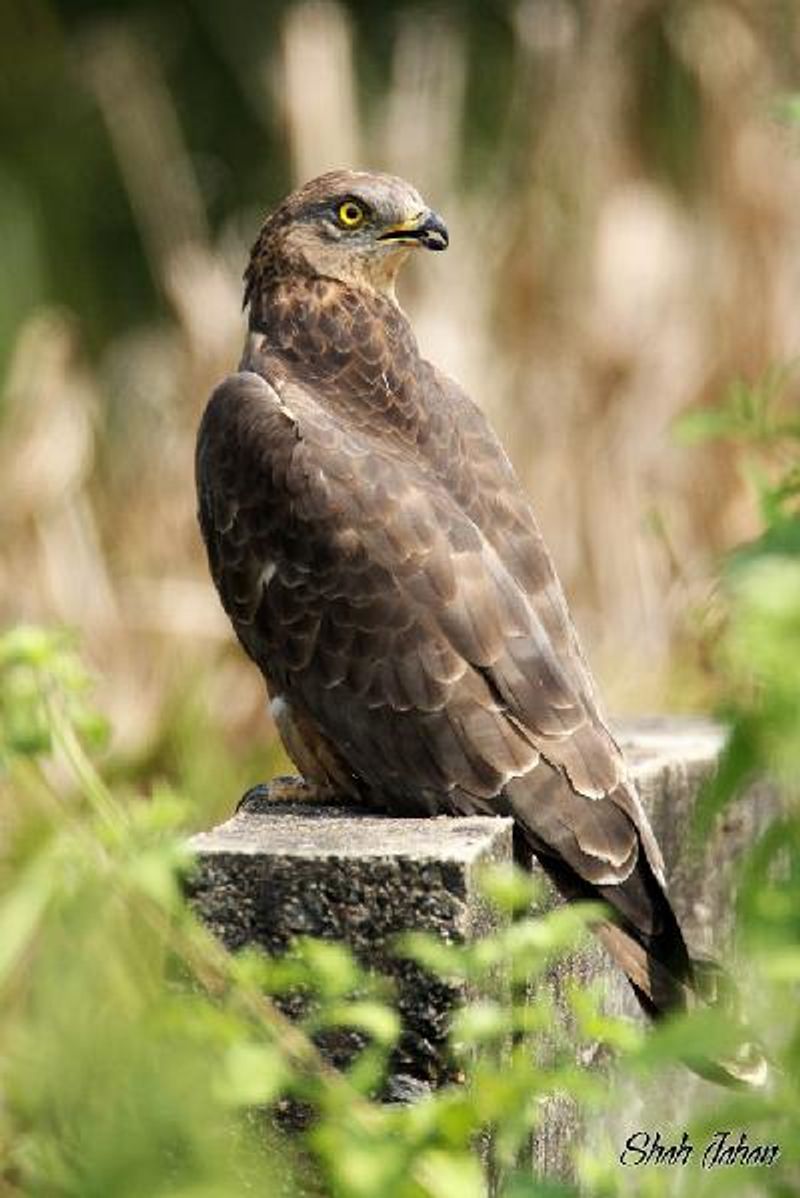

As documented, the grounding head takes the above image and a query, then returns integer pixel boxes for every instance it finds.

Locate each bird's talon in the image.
[235,783,272,813]
[236,775,334,812]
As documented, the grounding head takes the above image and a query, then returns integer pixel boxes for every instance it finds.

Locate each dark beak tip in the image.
[377,210,449,250]
[421,212,449,251]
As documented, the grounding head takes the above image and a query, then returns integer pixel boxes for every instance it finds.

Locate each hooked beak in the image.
[378,209,449,251]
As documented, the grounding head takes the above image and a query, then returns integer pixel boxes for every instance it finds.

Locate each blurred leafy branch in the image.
[563,372,800,1198]
[0,625,625,1198]
[691,384,800,1171]
[676,368,800,824]
[677,371,800,1190]
[675,365,800,452]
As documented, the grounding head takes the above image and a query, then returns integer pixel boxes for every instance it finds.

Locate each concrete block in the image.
[190,801,513,1090]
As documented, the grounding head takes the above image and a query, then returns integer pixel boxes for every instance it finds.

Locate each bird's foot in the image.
[235,774,338,813]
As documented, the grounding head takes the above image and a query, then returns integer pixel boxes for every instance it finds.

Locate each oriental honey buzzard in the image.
[196,171,762,1084]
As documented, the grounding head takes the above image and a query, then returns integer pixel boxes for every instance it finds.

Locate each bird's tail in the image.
[507,765,767,1088]
[593,919,768,1089]
[517,826,768,1089]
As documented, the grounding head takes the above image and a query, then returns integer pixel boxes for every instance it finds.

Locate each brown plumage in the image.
[196,170,761,1082]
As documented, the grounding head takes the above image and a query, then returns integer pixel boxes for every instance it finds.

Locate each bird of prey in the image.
[196,170,760,1081]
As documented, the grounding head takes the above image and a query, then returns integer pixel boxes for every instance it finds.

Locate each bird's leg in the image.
[235,774,342,812]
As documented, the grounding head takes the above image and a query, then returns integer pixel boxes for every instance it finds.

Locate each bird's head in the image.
[245,170,448,304]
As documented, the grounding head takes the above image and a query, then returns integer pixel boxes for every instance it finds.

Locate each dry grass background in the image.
[2,0,799,815]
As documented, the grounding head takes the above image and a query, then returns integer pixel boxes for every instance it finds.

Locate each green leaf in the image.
[501,1175,579,1198]
[674,405,742,445]
[757,948,800,982]
[345,1044,392,1096]
[477,863,542,913]
[567,982,644,1053]
[0,850,58,982]
[471,902,600,980]
[293,936,363,997]
[773,92,800,126]
[674,364,797,447]
[215,1041,290,1107]
[629,1006,749,1073]
[313,1119,407,1197]
[417,1150,485,1198]
[123,847,185,910]
[450,1000,510,1045]
[0,625,72,669]
[396,931,469,979]
[322,1000,400,1046]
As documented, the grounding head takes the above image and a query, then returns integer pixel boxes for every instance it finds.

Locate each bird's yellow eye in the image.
[337,200,365,228]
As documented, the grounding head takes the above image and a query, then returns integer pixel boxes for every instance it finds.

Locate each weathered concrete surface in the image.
[188,718,777,1182]
[190,802,513,1089]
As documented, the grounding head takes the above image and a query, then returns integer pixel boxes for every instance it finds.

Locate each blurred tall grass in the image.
[2,0,799,815]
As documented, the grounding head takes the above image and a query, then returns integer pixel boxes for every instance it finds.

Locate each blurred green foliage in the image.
[630,373,800,1196]
[0,624,616,1196]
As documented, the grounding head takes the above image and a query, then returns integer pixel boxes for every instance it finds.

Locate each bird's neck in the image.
[245,275,422,391]
[242,275,437,448]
